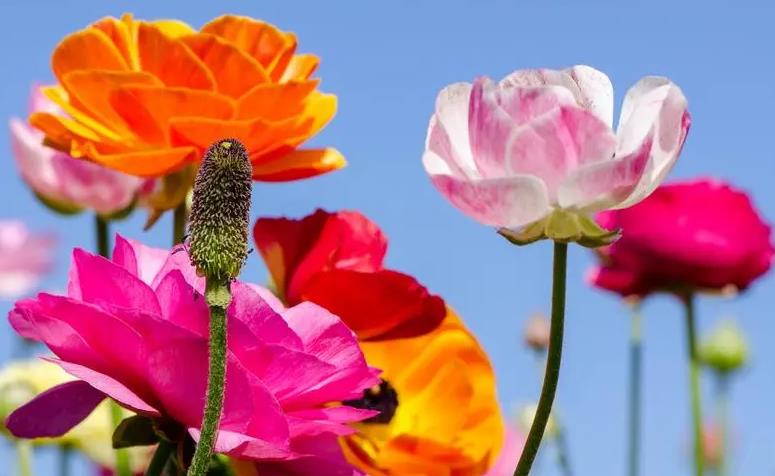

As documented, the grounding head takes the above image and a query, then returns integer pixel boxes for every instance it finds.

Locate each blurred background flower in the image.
[0,220,55,299]
[10,87,145,217]
[31,14,344,218]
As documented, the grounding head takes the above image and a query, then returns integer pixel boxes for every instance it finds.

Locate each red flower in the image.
[589,178,774,298]
[253,209,445,341]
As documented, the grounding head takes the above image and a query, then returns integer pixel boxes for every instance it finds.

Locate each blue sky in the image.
[1,1,774,475]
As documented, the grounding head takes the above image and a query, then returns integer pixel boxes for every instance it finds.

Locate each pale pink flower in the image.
[423,65,690,246]
[7,236,379,474]
[0,220,54,299]
[484,426,525,476]
[9,87,144,216]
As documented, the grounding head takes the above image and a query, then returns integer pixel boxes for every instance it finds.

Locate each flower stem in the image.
[95,214,133,476]
[188,279,231,476]
[16,440,33,476]
[145,439,175,476]
[173,201,188,246]
[684,294,704,476]
[715,374,730,476]
[513,241,568,476]
[628,304,643,476]
[530,352,573,476]
[59,445,71,476]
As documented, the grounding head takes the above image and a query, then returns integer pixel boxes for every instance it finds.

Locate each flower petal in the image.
[251,148,346,182]
[80,143,197,177]
[52,29,129,82]
[614,77,691,208]
[280,54,320,81]
[136,23,215,91]
[236,81,320,121]
[429,82,477,177]
[5,380,106,438]
[426,162,551,228]
[111,234,169,285]
[201,15,295,70]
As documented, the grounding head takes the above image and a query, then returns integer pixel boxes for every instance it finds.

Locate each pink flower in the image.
[589,179,774,297]
[484,426,525,476]
[0,221,55,299]
[10,87,144,216]
[6,236,379,474]
[422,65,690,245]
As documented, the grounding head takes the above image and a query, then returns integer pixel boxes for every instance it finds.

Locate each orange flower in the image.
[340,310,506,475]
[33,14,343,210]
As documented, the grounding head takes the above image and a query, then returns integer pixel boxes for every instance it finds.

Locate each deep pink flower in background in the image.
[10,87,144,216]
[0,220,55,299]
[6,236,379,474]
[422,65,690,245]
[589,179,774,297]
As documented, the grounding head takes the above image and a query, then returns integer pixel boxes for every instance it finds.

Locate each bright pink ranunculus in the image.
[10,87,144,215]
[6,236,380,474]
[589,179,774,297]
[422,65,691,245]
[0,220,55,299]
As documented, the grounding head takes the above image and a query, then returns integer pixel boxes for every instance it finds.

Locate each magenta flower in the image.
[10,87,145,216]
[7,236,380,474]
[422,65,690,245]
[589,178,774,297]
[0,220,55,299]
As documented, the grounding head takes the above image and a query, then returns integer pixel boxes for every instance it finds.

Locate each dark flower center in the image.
[344,379,399,424]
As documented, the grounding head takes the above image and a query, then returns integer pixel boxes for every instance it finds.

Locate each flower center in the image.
[344,379,399,424]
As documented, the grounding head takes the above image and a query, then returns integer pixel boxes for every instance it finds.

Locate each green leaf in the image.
[112,415,159,449]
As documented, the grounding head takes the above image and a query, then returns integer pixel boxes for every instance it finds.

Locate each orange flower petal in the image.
[267,33,297,81]
[136,22,215,90]
[29,111,102,145]
[52,29,129,82]
[235,80,319,120]
[91,16,137,69]
[81,142,197,177]
[181,33,269,98]
[251,148,345,182]
[61,70,162,137]
[200,15,294,69]
[41,85,127,144]
[280,54,320,81]
[110,85,235,144]
[152,19,195,38]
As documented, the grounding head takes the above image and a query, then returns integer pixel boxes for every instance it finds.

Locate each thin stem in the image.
[59,445,72,476]
[684,294,704,476]
[513,242,568,476]
[715,374,731,476]
[95,214,110,258]
[628,304,643,476]
[530,351,573,476]
[188,280,230,476]
[110,402,132,476]
[145,439,175,476]
[173,201,188,246]
[16,440,33,476]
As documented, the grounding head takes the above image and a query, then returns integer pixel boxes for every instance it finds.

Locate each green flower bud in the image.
[699,319,749,374]
[188,139,252,282]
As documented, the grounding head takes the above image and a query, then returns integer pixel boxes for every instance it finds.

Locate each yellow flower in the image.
[341,310,505,475]
[0,359,149,472]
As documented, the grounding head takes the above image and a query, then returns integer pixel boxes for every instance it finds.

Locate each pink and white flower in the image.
[0,220,55,299]
[422,65,690,246]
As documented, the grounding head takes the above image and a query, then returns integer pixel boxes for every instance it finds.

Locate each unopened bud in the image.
[188,139,252,282]
[699,319,749,374]
[524,313,551,351]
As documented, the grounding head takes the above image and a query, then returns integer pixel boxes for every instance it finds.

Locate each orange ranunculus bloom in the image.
[340,310,506,475]
[32,14,343,195]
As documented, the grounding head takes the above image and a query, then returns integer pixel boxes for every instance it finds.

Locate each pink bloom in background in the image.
[0,220,55,299]
[9,87,144,215]
[422,65,690,245]
[589,179,774,298]
[7,236,380,475]
[484,426,526,476]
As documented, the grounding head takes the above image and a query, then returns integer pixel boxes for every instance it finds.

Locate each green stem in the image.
[684,294,704,476]
[16,440,33,476]
[715,374,730,476]
[530,351,573,476]
[188,280,231,476]
[173,201,188,246]
[96,214,110,258]
[628,304,643,476]
[110,402,132,476]
[514,242,568,476]
[145,439,175,476]
[59,445,71,476]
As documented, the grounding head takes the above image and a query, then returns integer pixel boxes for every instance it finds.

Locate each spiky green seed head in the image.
[188,139,252,282]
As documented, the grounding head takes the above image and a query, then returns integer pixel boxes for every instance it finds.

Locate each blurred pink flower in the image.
[7,236,379,474]
[589,179,774,297]
[484,426,525,476]
[422,65,690,245]
[0,220,55,299]
[9,87,144,216]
